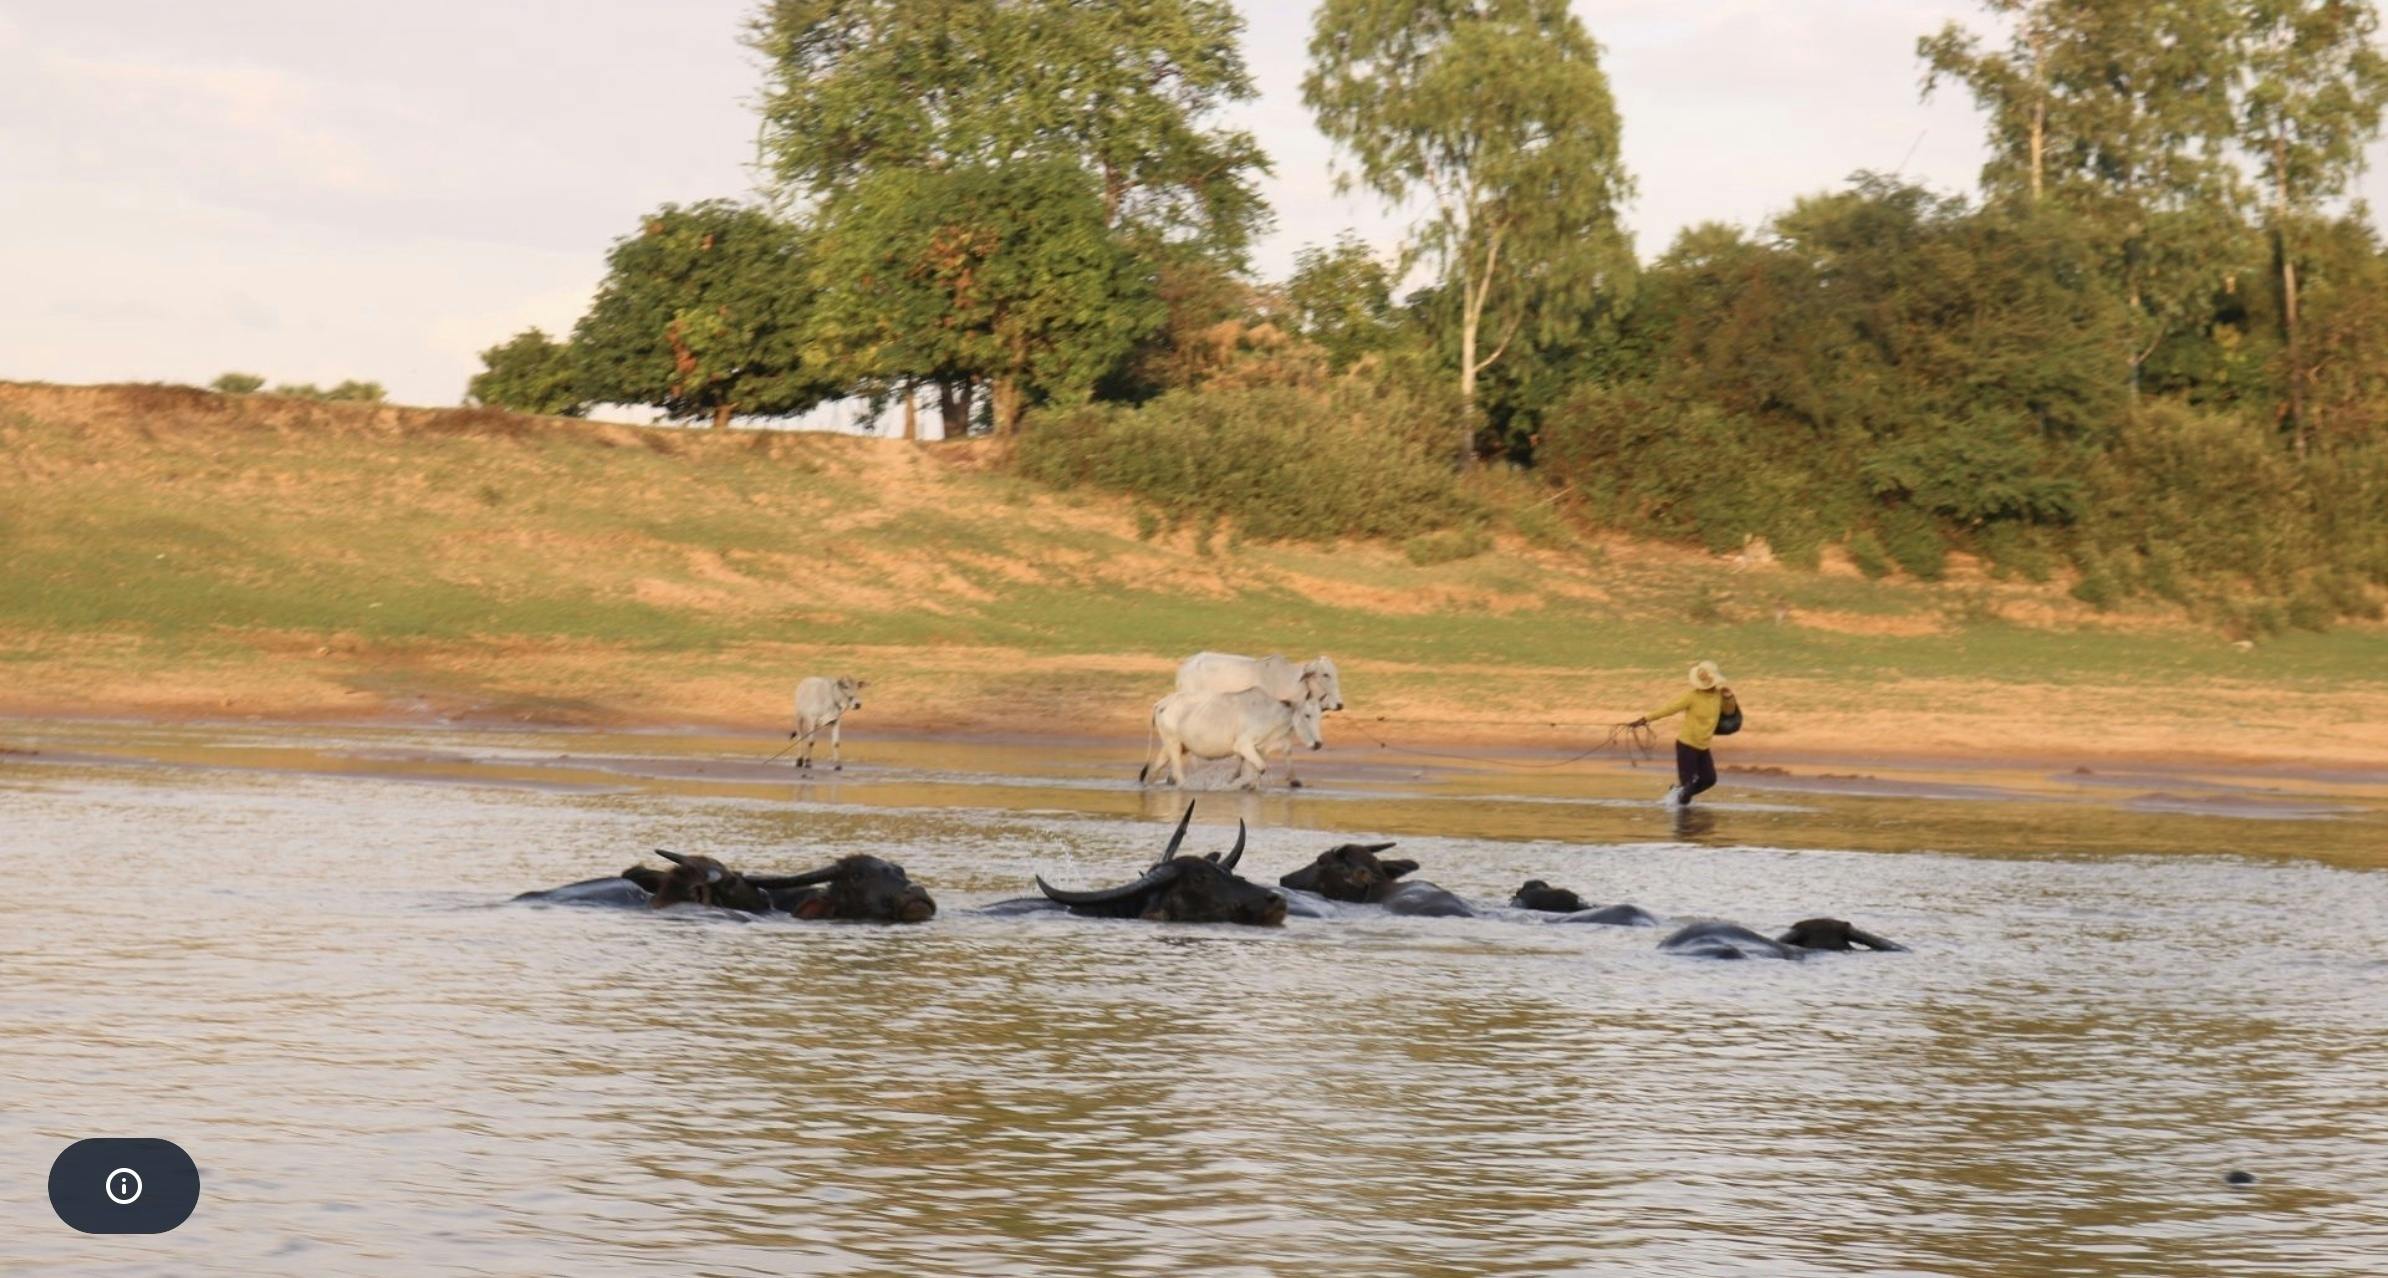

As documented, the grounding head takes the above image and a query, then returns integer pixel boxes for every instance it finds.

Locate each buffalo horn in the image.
[1036,862,1183,906]
[1220,820,1247,872]
[654,848,726,883]
[1158,801,1195,862]
[745,864,843,890]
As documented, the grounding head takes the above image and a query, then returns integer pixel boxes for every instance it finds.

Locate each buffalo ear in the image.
[1278,865,1318,891]
[621,866,666,892]
[1381,859,1420,880]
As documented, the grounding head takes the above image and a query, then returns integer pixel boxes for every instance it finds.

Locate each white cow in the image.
[1173,651,1344,786]
[1141,687,1325,790]
[789,675,867,770]
[1175,651,1345,712]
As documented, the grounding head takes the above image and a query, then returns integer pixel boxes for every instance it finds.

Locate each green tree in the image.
[1284,233,1400,372]
[1304,0,1635,457]
[210,372,265,394]
[748,0,1268,258]
[325,380,387,403]
[1920,0,2248,388]
[573,201,836,428]
[2233,0,2388,454]
[806,161,1163,436]
[466,328,587,416]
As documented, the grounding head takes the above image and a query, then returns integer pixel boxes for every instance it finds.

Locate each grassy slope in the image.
[3,381,2384,765]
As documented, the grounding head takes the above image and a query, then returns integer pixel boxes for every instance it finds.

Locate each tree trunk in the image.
[712,402,734,430]
[2281,232,2307,458]
[991,377,1024,437]
[2028,23,2047,205]
[1458,299,1479,467]
[939,379,976,437]
[2273,135,2308,459]
[902,385,918,442]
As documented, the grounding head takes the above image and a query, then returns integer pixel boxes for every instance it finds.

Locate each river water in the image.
[4,723,2385,1276]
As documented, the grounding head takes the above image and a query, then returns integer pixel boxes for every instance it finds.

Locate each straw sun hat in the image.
[1689,660,1727,691]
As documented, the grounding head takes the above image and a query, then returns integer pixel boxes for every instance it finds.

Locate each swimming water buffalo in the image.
[750,855,937,924]
[1277,842,1475,918]
[1510,880,1587,912]
[790,675,867,770]
[1658,917,1905,960]
[1509,880,1660,926]
[514,849,935,923]
[1026,804,1288,926]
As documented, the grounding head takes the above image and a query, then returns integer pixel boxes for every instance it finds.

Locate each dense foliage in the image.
[453,0,2388,626]
[466,329,586,417]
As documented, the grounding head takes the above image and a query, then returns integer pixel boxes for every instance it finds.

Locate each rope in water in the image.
[1341,717,1659,770]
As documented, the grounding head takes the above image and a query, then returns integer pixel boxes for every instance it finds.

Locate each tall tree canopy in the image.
[748,0,1269,258]
[1304,0,1634,454]
[2234,0,2388,452]
[806,161,1163,436]
[573,202,838,428]
[1920,0,2248,384]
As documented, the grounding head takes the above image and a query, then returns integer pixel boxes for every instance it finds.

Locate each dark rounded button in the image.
[49,1139,200,1234]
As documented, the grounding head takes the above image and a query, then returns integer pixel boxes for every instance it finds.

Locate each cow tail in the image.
[1138,699,1159,784]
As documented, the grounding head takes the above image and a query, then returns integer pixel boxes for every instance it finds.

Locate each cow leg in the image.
[1167,744,1187,788]
[1235,740,1270,790]
[796,723,815,769]
[830,717,843,771]
[1282,736,1303,789]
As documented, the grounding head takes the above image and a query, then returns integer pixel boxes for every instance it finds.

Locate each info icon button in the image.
[49,1138,200,1234]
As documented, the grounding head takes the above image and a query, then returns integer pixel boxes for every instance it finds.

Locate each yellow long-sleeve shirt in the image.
[1646,688,1731,750]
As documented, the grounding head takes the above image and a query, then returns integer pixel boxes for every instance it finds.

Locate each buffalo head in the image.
[1777,918,1904,952]
[1037,803,1287,926]
[629,849,774,913]
[751,855,936,924]
[1510,880,1588,913]
[1277,841,1417,904]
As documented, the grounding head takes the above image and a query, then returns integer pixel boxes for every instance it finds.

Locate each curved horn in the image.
[1159,801,1196,862]
[1219,820,1247,872]
[654,849,726,883]
[1356,842,1397,854]
[746,864,843,890]
[1037,862,1183,906]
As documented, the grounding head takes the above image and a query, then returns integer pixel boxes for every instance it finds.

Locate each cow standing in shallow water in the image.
[1174,652,1343,787]
[790,675,866,770]
[1142,687,1324,790]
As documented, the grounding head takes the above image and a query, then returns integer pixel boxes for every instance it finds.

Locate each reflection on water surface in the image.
[3,723,2384,1275]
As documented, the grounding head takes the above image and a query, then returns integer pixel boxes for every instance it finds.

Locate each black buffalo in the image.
[1278,842,1474,917]
[750,855,937,924]
[1659,917,1905,960]
[1029,803,1288,926]
[515,850,935,923]
[1510,880,1587,912]
[1511,879,1660,926]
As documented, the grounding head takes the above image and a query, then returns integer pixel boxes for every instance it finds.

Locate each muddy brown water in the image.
[4,721,2385,1276]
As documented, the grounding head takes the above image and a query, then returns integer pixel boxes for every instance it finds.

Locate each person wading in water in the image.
[1633,660,1739,807]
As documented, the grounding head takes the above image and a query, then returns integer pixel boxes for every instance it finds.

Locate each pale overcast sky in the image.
[5,2,2383,412]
